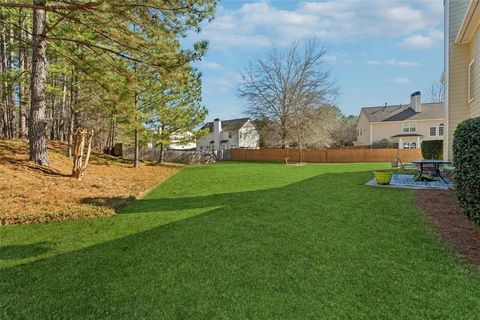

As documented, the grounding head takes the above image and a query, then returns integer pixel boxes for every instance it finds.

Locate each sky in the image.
[188,0,444,122]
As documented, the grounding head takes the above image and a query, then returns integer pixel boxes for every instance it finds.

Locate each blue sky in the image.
[189,0,444,121]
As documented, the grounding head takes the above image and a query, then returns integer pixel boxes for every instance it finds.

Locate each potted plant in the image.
[374,169,395,185]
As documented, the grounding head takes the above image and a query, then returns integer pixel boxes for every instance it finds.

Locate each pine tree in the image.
[0,0,216,166]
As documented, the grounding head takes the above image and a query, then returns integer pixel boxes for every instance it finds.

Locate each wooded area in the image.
[0,0,215,170]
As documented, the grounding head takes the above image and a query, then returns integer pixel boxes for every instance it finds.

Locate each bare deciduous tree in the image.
[330,114,358,147]
[237,40,337,149]
[425,82,445,103]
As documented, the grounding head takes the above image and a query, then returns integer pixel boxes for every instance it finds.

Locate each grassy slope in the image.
[1,162,479,319]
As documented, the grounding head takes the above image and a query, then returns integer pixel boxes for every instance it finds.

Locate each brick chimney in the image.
[213,118,221,152]
[410,91,421,112]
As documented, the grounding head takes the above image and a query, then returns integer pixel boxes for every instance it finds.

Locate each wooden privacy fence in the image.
[231,148,423,163]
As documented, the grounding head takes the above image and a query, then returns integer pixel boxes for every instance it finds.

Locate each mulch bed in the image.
[0,140,180,225]
[416,190,480,266]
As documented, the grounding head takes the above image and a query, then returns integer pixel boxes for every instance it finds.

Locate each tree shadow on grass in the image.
[1,170,474,318]
[81,196,136,212]
[0,243,50,260]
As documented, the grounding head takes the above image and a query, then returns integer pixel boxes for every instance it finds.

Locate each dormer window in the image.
[403,123,416,133]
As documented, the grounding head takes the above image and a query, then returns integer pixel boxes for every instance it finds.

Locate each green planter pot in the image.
[374,170,394,185]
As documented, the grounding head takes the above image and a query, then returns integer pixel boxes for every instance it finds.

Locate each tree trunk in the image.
[158,142,164,164]
[7,26,15,138]
[68,110,74,157]
[281,128,287,149]
[133,118,139,167]
[133,92,139,168]
[18,9,27,139]
[19,9,29,139]
[105,114,115,154]
[49,78,57,140]
[58,77,67,141]
[0,22,9,139]
[29,0,49,165]
[67,71,76,157]
[72,128,94,180]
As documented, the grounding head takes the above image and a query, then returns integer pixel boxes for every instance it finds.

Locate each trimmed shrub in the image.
[453,117,480,224]
[421,140,443,159]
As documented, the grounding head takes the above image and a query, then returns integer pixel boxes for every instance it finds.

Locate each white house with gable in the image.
[196,118,260,152]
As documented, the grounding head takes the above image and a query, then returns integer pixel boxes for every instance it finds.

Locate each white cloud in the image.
[398,31,444,49]
[320,54,353,65]
[389,77,411,84]
[366,59,421,68]
[201,61,222,69]
[194,1,443,50]
[320,54,338,63]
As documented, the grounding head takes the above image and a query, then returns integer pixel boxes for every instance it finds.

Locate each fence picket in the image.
[231,148,423,163]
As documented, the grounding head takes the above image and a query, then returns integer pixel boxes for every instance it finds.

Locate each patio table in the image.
[412,160,452,184]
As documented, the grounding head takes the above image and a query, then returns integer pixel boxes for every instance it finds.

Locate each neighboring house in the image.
[168,131,196,150]
[443,0,480,160]
[196,118,260,152]
[355,91,444,149]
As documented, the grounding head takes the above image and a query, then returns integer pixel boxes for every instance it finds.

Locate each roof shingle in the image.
[202,118,250,132]
[361,102,443,122]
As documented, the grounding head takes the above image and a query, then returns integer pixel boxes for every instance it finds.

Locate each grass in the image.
[1,162,480,319]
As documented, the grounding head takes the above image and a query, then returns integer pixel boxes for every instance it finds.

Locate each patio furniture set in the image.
[370,157,454,190]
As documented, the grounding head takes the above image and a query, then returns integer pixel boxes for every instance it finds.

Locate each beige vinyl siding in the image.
[370,120,444,144]
[444,0,471,160]
[355,111,371,146]
[470,23,480,117]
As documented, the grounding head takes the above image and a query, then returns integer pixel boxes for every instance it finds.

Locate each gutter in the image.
[455,0,480,44]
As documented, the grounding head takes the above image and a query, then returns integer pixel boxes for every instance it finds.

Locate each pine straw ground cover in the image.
[416,190,480,266]
[0,140,179,225]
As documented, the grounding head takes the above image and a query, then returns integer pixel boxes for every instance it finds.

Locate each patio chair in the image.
[441,164,455,180]
[393,155,417,171]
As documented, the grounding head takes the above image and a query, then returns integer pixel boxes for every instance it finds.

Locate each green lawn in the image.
[1,162,480,319]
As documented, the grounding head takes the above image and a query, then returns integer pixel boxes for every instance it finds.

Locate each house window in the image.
[403,142,417,149]
[468,59,475,103]
[438,123,444,136]
[228,132,232,139]
[403,123,416,133]
[429,127,437,136]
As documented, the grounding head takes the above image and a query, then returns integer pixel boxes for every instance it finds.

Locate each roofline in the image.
[203,117,250,125]
[391,134,423,138]
[360,102,443,110]
[242,118,259,131]
[455,0,480,44]
[370,118,444,124]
